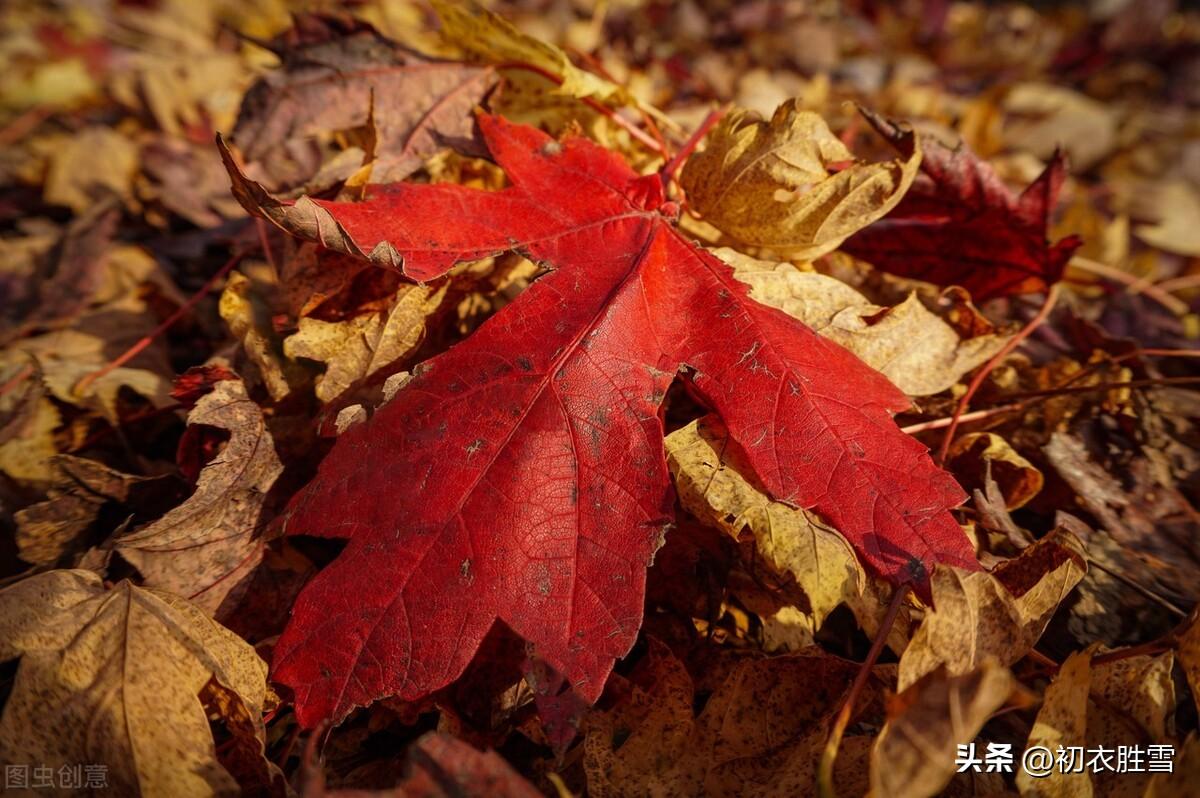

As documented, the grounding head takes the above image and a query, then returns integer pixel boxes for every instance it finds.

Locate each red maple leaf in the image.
[843,110,1082,300]
[220,114,977,727]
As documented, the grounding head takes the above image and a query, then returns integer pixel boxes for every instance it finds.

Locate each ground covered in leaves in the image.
[2,1,1200,796]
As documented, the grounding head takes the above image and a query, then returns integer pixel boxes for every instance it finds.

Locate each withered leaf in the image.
[114,379,282,618]
[681,102,921,259]
[0,570,273,797]
[233,13,496,187]
[898,527,1087,690]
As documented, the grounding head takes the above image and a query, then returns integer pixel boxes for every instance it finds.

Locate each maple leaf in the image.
[233,13,496,186]
[842,109,1083,300]
[0,570,277,796]
[219,113,977,726]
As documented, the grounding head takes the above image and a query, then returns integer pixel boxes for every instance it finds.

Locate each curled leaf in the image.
[680,101,921,259]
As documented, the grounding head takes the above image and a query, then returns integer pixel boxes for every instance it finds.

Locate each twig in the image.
[1070,256,1190,317]
[818,584,910,798]
[74,251,245,399]
[937,286,1060,464]
[660,106,726,188]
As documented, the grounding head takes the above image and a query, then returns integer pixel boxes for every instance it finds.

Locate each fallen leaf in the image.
[1002,83,1118,173]
[1016,646,1096,798]
[870,660,1019,798]
[114,379,283,618]
[283,282,447,403]
[43,126,138,213]
[717,248,1010,396]
[0,366,61,487]
[948,432,1044,511]
[1131,180,1200,258]
[0,570,273,797]
[15,455,159,566]
[233,13,496,187]
[843,110,1082,300]
[666,416,861,628]
[433,0,621,102]
[680,101,921,260]
[1143,734,1200,798]
[898,527,1087,690]
[221,113,976,726]
[583,641,865,797]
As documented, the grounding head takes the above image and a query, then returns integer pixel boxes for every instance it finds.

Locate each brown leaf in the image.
[0,570,273,797]
[113,379,282,617]
[1017,646,1096,798]
[583,642,865,797]
[233,13,496,187]
[871,660,1022,798]
[898,528,1086,690]
[949,432,1044,511]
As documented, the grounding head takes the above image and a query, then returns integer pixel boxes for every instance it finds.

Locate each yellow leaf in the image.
[716,248,1010,396]
[681,101,921,259]
[115,379,283,617]
[1017,647,1096,798]
[666,417,862,628]
[870,661,1020,798]
[433,0,621,102]
[0,570,274,797]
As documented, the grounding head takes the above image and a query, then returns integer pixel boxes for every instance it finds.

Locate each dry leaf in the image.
[433,0,622,102]
[870,660,1019,798]
[666,416,862,628]
[114,379,282,617]
[0,570,273,797]
[1017,646,1096,798]
[898,528,1087,690]
[283,282,447,403]
[681,102,921,259]
[717,248,1010,396]
[949,432,1044,510]
[43,127,138,213]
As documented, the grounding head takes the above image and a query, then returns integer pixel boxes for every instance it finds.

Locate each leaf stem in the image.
[937,285,1060,464]
[660,106,727,187]
[74,251,245,399]
[818,583,910,798]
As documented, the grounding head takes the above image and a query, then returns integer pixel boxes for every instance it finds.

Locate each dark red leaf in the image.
[220,114,977,727]
[842,109,1082,300]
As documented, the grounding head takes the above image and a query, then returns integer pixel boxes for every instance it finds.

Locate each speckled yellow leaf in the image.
[115,379,282,617]
[715,249,1009,396]
[870,661,1018,798]
[666,417,861,627]
[283,282,446,404]
[681,102,921,259]
[898,528,1086,691]
[1017,647,1096,798]
[0,570,272,797]
[43,127,138,213]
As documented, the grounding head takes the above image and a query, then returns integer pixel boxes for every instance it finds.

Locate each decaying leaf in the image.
[1017,646,1096,798]
[870,660,1020,798]
[15,455,158,566]
[234,13,496,187]
[583,641,866,797]
[114,379,282,617]
[283,281,447,403]
[433,0,621,102]
[898,527,1087,690]
[948,432,1044,511]
[0,570,273,797]
[0,366,62,486]
[717,248,1010,396]
[680,102,921,259]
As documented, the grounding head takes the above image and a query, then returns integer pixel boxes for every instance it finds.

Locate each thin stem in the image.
[0,362,35,399]
[1155,273,1200,293]
[494,61,666,156]
[818,584,910,798]
[74,251,245,399]
[937,286,1060,464]
[660,106,727,187]
[1070,256,1190,317]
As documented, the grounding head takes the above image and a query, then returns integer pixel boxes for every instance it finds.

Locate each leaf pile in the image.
[2,1,1200,796]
